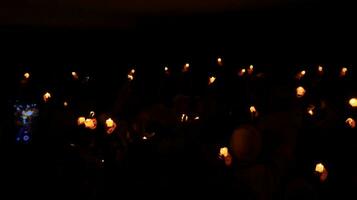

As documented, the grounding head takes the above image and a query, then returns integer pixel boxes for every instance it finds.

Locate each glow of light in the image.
[101,159,105,163]
[250,105,258,118]
[63,101,68,107]
[301,70,306,75]
[43,92,51,102]
[307,105,315,116]
[84,118,97,130]
[164,66,168,72]
[248,65,254,74]
[340,67,348,77]
[106,118,114,128]
[346,118,356,128]
[183,63,190,72]
[71,71,78,79]
[128,68,135,81]
[318,66,323,72]
[131,69,135,74]
[24,72,30,79]
[194,116,200,120]
[296,70,306,79]
[208,76,216,85]
[219,147,229,158]
[349,98,357,107]
[143,136,147,140]
[181,114,188,122]
[315,163,324,173]
[77,117,86,125]
[296,86,306,98]
[239,68,246,76]
[89,111,95,118]
[250,106,257,113]
[217,57,222,63]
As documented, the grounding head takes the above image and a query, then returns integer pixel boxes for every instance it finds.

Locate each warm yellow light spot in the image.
[164,66,168,72]
[340,67,348,77]
[77,117,86,125]
[307,105,315,116]
[194,116,200,120]
[208,76,216,85]
[346,118,356,128]
[143,136,147,140]
[239,68,246,76]
[349,98,357,107]
[217,57,222,63]
[131,69,135,74]
[43,92,51,102]
[250,106,258,118]
[128,69,135,81]
[183,63,190,72]
[106,118,114,128]
[318,66,323,72]
[84,118,97,130]
[105,118,117,134]
[181,114,188,122]
[301,70,306,75]
[219,147,229,158]
[71,71,78,79]
[24,72,30,79]
[296,86,306,98]
[63,101,68,107]
[315,163,324,173]
[249,65,254,70]
[296,70,306,79]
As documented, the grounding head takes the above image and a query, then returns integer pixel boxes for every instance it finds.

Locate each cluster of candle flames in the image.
[24,63,355,181]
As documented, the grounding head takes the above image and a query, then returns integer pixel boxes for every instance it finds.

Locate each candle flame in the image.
[128,69,135,81]
[307,105,315,116]
[194,116,200,120]
[164,66,168,72]
[77,117,86,125]
[340,67,348,77]
[89,111,95,118]
[315,163,324,173]
[63,101,68,107]
[24,72,30,79]
[105,118,117,134]
[43,92,51,102]
[84,118,97,130]
[318,66,323,72]
[346,118,356,128]
[181,114,188,122]
[349,98,357,107]
[143,136,147,140]
[71,72,78,79]
[219,147,229,158]
[208,76,216,85]
[183,63,190,72]
[217,57,222,63]
[239,68,246,76]
[296,86,306,98]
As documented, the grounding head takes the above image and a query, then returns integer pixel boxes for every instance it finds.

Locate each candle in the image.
[180,114,188,122]
[219,147,232,167]
[318,66,323,73]
[84,118,97,130]
[24,72,30,79]
[315,163,324,173]
[208,76,216,85]
[106,118,114,128]
[142,136,148,140]
[250,106,258,118]
[217,57,223,66]
[349,98,357,107]
[238,68,246,76]
[194,116,200,120]
[63,101,68,107]
[128,68,135,81]
[248,65,254,74]
[340,67,348,77]
[77,117,86,125]
[43,92,51,102]
[345,118,356,128]
[219,147,229,158]
[296,86,306,98]
[315,162,328,182]
[183,63,190,72]
[307,105,315,116]
[71,71,78,79]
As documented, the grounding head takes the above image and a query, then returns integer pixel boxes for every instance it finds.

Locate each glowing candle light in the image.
[43,92,51,102]
[296,86,306,98]
[248,65,254,74]
[181,114,188,122]
[131,69,135,74]
[239,68,246,76]
[307,105,315,116]
[77,117,86,125]
[183,63,190,72]
[142,136,147,140]
[84,118,97,130]
[208,76,216,85]
[217,57,223,66]
[24,72,30,79]
[296,70,306,79]
[105,118,117,134]
[106,118,114,128]
[128,68,135,81]
[318,66,323,73]
[194,116,200,120]
[349,98,357,107]
[71,71,78,79]
[315,163,324,173]
[340,67,348,77]
[345,118,356,128]
[63,101,68,107]
[250,106,258,118]
[219,147,229,158]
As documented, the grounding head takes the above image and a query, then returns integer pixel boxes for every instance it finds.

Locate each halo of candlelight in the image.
[349,98,357,107]
[63,101,68,107]
[43,92,51,102]
[77,117,86,125]
[208,76,216,85]
[24,72,30,79]
[183,63,190,72]
[105,118,117,134]
[296,86,306,98]
[307,105,315,116]
[345,118,356,128]
[340,67,348,77]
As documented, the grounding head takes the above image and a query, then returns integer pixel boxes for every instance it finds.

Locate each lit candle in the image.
[315,163,324,173]
[345,118,356,128]
[181,114,188,122]
[128,68,135,81]
[106,118,114,128]
[142,136,148,140]
[307,105,315,116]
[296,70,306,79]
[315,162,328,182]
[24,72,30,79]
[77,117,86,125]
[217,57,223,66]
[219,147,232,167]
[318,66,323,74]
[84,118,97,130]
[71,71,78,79]
[238,68,246,76]
[250,106,258,118]
[296,86,306,98]
[183,63,190,73]
[63,101,68,107]
[349,98,357,107]
[219,147,229,158]
[43,92,51,102]
[340,67,348,77]
[208,76,216,85]
[194,116,200,120]
[248,65,254,74]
